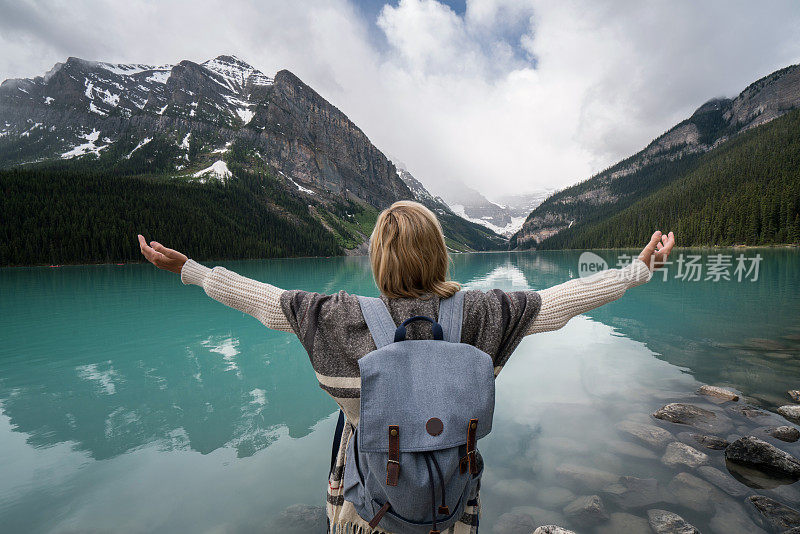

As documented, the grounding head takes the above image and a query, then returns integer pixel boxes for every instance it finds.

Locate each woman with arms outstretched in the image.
[138,200,674,534]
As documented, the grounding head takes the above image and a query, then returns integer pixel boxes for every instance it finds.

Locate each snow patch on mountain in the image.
[98,88,120,107]
[179,133,191,160]
[89,102,107,115]
[212,141,233,154]
[145,71,171,84]
[99,63,161,76]
[236,108,255,124]
[223,94,255,124]
[450,204,527,236]
[61,129,107,159]
[126,137,152,158]
[102,64,147,75]
[20,123,42,137]
[193,160,232,183]
[279,170,315,194]
[202,55,273,91]
[179,133,191,150]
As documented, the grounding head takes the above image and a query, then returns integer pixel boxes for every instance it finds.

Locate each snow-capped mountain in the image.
[391,159,552,238]
[0,54,409,206]
[2,55,271,129]
[392,162,507,249]
[0,54,505,255]
[494,191,553,218]
[441,185,551,237]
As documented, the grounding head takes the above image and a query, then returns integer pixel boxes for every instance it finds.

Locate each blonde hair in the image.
[369,200,461,299]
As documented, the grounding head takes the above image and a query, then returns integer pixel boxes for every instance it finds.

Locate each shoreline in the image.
[1,243,797,269]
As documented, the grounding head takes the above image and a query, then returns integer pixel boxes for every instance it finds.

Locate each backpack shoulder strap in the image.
[438,290,465,343]
[356,295,397,349]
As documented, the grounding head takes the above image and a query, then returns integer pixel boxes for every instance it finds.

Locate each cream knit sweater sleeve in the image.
[527,258,652,334]
[180,259,293,332]
[179,257,652,335]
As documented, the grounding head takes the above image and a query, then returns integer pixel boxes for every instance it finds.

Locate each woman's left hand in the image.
[637,230,675,272]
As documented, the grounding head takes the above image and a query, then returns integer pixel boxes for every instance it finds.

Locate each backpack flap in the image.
[357,339,494,453]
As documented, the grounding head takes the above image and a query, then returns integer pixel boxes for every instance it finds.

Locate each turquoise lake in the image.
[1,249,799,533]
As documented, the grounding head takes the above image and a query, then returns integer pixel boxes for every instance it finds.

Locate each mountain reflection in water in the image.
[1,249,798,533]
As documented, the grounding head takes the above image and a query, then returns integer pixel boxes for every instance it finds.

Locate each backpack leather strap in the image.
[466,418,478,475]
[387,425,400,486]
[357,295,397,349]
[369,502,391,528]
[437,290,464,343]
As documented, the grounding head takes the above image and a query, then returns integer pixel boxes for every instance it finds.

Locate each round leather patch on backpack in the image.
[426,417,444,436]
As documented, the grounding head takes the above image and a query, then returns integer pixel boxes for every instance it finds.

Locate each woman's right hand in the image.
[637,230,675,272]
[138,234,187,274]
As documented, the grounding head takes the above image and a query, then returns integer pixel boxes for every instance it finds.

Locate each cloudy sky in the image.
[1,0,799,200]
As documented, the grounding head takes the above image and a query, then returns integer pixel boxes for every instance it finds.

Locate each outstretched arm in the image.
[137,235,292,332]
[527,230,675,334]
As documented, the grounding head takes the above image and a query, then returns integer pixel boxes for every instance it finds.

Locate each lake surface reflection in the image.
[1,249,798,533]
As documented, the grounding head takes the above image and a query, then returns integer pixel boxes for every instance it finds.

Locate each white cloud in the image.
[1,0,799,200]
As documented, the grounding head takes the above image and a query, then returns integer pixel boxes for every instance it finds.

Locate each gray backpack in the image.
[341,291,495,533]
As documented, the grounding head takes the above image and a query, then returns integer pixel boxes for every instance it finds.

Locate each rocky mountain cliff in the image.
[0,55,409,207]
[0,55,504,259]
[512,63,800,248]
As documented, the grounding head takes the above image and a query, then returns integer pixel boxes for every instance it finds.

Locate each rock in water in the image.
[779,405,800,424]
[647,509,700,534]
[508,506,563,528]
[697,385,739,401]
[535,487,576,508]
[653,403,731,433]
[607,439,658,459]
[595,512,651,534]
[555,464,619,491]
[710,499,767,534]
[667,472,725,512]
[562,495,609,527]
[603,476,661,509]
[661,441,709,468]
[726,458,799,489]
[769,425,800,442]
[493,511,537,534]
[616,420,674,448]
[731,405,771,420]
[789,390,800,402]
[492,478,536,497]
[747,495,800,531]
[532,527,576,534]
[697,465,749,497]
[689,432,730,450]
[724,436,800,480]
